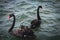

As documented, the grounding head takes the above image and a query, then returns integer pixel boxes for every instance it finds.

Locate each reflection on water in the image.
[0,0,60,40]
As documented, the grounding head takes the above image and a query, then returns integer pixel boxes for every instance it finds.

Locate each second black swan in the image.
[30,6,42,29]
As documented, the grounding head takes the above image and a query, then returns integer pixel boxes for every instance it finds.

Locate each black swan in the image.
[8,14,35,38]
[30,6,42,29]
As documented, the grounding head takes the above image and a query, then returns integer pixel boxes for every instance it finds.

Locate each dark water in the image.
[0,0,60,40]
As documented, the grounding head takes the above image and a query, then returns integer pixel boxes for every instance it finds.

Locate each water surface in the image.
[0,0,60,40]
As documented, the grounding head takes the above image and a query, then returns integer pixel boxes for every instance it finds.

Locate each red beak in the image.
[8,16,10,20]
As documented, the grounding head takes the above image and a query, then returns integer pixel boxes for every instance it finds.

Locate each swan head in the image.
[8,14,14,19]
[38,6,42,8]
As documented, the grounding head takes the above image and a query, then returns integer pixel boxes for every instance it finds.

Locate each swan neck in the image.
[8,15,15,32]
[37,7,41,20]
